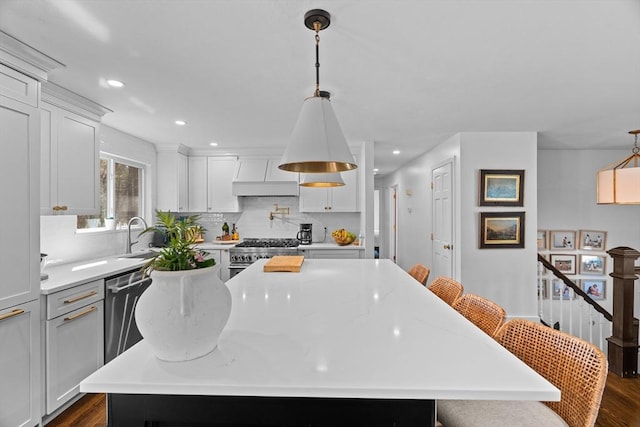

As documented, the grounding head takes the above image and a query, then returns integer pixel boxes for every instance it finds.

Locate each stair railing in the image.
[537,253,612,352]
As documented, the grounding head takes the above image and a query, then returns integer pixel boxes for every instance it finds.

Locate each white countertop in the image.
[298,242,365,250]
[81,259,559,401]
[40,255,148,294]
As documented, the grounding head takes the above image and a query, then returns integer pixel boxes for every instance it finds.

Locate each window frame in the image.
[77,153,147,231]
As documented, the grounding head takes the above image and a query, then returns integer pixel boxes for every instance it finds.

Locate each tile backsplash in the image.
[40,197,360,265]
[198,197,360,243]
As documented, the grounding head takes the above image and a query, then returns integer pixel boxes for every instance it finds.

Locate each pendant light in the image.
[597,129,640,204]
[279,9,358,174]
[300,172,345,187]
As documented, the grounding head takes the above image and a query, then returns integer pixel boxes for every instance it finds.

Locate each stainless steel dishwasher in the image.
[104,268,152,363]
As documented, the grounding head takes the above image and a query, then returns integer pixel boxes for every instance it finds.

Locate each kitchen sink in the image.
[118,251,158,260]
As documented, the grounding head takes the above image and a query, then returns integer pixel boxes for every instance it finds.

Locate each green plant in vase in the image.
[141,210,215,275]
[134,211,230,362]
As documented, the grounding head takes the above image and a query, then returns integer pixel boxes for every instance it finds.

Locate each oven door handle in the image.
[109,277,151,294]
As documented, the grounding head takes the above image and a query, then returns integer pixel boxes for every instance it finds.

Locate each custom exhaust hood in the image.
[232,159,300,196]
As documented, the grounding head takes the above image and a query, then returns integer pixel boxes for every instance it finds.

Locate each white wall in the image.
[376,134,461,273]
[458,132,538,318]
[538,149,640,317]
[40,125,157,264]
[376,132,538,319]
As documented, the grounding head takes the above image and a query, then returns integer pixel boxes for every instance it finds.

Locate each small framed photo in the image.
[581,279,606,300]
[580,254,606,275]
[579,230,607,251]
[537,230,547,250]
[479,211,525,249]
[538,279,549,299]
[552,279,574,300]
[550,254,577,275]
[479,169,525,206]
[549,230,576,250]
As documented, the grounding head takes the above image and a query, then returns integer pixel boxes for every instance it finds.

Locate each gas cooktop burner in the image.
[234,238,300,248]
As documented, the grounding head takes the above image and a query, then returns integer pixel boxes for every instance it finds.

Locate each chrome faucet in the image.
[126,216,148,254]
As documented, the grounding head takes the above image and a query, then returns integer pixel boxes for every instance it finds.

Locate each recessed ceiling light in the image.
[106,79,125,88]
[373,168,379,172]
[175,120,187,126]
[209,142,218,147]
[392,150,400,155]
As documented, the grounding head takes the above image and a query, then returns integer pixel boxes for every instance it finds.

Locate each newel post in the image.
[606,246,640,377]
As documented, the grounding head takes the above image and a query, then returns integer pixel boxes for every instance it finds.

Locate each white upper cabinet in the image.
[40,82,110,215]
[0,67,41,307]
[157,149,189,213]
[299,158,359,213]
[188,156,208,212]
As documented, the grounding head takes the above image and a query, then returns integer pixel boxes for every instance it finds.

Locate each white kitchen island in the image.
[81,259,558,426]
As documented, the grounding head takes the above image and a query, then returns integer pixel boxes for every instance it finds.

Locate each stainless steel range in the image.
[229,238,299,278]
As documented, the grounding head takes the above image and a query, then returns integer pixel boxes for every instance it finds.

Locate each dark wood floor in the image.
[46,373,640,427]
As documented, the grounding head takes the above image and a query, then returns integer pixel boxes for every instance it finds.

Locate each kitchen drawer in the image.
[46,279,104,320]
[0,64,39,107]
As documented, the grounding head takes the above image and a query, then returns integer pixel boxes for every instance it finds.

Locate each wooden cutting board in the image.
[263,255,305,272]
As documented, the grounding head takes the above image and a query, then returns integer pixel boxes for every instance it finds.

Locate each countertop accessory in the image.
[40,252,48,280]
[269,203,290,220]
[279,9,357,174]
[332,228,356,246]
[263,255,305,272]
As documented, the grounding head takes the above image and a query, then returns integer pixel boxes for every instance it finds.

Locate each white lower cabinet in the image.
[205,249,231,282]
[45,283,104,415]
[220,249,230,282]
[299,249,363,259]
[0,299,40,427]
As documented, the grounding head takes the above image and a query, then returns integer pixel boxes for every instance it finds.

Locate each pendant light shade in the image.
[596,130,640,205]
[279,9,358,174]
[300,172,345,187]
[280,96,357,173]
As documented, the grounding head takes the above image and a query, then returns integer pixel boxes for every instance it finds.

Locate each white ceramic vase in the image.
[135,265,232,362]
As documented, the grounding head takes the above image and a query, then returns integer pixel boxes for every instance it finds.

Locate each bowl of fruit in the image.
[332,229,356,246]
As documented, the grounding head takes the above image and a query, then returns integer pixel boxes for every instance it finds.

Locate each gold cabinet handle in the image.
[64,306,97,322]
[52,205,68,211]
[444,244,453,250]
[64,290,98,304]
[0,309,25,321]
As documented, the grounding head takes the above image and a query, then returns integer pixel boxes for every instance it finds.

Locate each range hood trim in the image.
[232,181,300,197]
[232,158,300,196]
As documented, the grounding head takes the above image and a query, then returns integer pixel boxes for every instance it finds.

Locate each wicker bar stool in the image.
[407,263,430,286]
[437,319,608,427]
[451,294,506,338]
[427,276,463,306]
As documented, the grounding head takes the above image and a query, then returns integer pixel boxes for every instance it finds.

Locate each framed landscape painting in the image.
[579,230,607,251]
[479,169,525,206]
[479,211,525,249]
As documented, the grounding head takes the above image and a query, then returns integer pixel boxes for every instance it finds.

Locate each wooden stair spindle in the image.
[606,246,640,378]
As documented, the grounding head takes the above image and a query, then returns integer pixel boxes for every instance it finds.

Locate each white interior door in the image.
[389,185,398,264]
[432,161,454,279]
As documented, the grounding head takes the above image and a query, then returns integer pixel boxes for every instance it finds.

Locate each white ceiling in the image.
[2,0,639,176]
